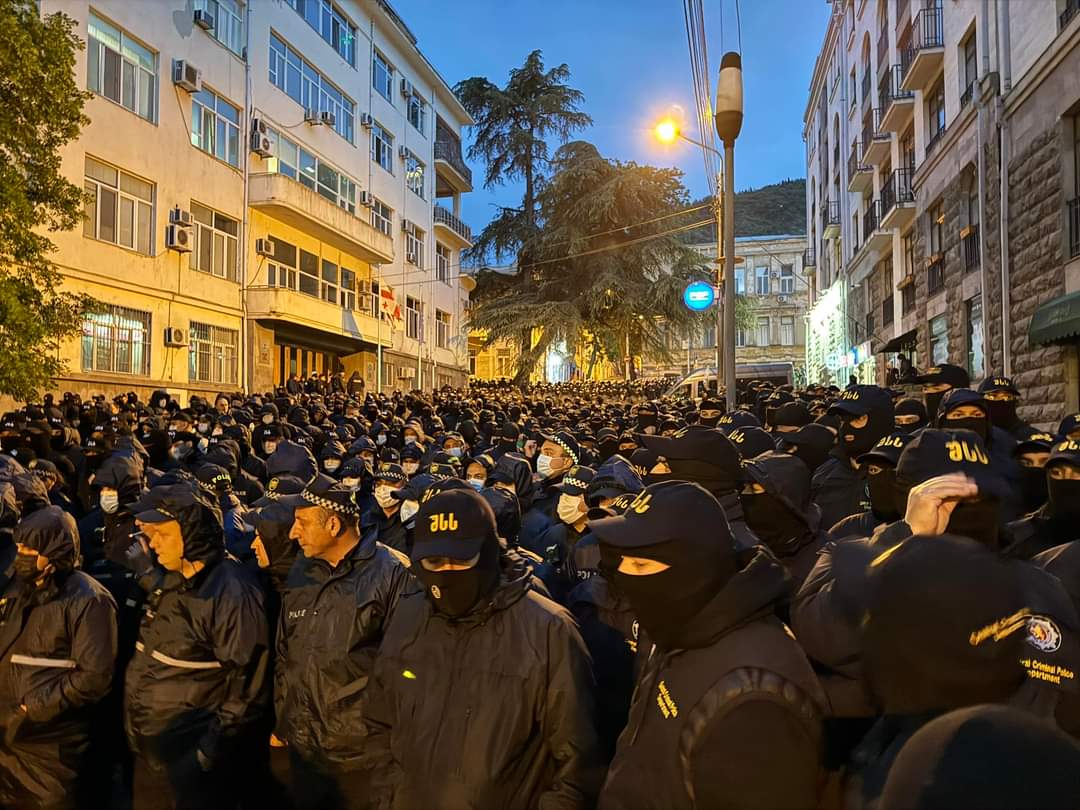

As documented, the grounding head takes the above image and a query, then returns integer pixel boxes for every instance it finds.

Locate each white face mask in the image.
[400,499,419,523]
[263,441,278,456]
[403,462,419,475]
[324,459,341,473]
[342,477,361,489]
[467,477,485,491]
[557,493,585,526]
[376,435,387,445]
[404,436,417,445]
[99,490,120,514]
[375,485,397,508]
[536,454,560,480]
[446,447,463,458]
[197,437,209,454]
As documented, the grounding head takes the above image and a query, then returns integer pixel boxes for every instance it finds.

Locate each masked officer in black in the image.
[978,375,1040,440]
[826,432,913,543]
[0,506,117,809]
[367,488,602,808]
[916,363,970,421]
[812,385,895,533]
[593,481,827,810]
[1006,438,1080,559]
[277,475,411,810]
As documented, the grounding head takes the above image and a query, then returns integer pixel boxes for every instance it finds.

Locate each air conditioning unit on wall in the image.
[164,327,187,347]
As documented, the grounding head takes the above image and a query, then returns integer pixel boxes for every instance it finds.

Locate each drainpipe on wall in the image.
[997,0,1012,375]
[240,0,253,392]
[976,0,990,375]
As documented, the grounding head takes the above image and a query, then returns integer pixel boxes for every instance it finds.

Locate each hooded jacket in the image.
[366,567,603,810]
[597,548,827,810]
[0,507,117,807]
[265,440,318,485]
[274,527,411,767]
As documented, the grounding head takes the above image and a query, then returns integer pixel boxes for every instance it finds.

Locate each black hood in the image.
[743,451,819,532]
[266,440,318,483]
[92,453,144,503]
[133,483,225,564]
[253,501,299,584]
[14,505,79,571]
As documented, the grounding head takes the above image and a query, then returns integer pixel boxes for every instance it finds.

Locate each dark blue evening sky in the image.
[397,0,830,233]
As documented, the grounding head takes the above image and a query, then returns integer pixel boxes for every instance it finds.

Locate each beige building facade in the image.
[38,0,473,403]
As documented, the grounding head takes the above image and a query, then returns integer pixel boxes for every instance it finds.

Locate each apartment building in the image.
[39,0,473,402]
[640,236,810,381]
[804,0,1080,425]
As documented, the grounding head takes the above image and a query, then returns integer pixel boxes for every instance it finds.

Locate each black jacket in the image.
[124,556,269,767]
[599,548,827,810]
[811,452,867,535]
[274,529,410,767]
[368,568,604,809]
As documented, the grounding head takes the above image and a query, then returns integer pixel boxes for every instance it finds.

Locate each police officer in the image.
[277,475,411,810]
[367,489,602,808]
[593,482,827,810]
[826,432,913,543]
[915,363,970,421]
[1006,438,1080,558]
[978,375,1039,440]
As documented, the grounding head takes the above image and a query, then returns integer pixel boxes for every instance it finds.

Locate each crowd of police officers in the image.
[1,364,1080,809]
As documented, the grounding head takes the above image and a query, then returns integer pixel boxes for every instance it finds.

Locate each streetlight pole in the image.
[715,52,744,413]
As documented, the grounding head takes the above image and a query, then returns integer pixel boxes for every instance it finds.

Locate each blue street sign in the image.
[683,281,716,312]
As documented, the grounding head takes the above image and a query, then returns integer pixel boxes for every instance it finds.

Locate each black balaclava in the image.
[600,536,735,651]
[985,398,1020,431]
[867,464,901,521]
[841,412,889,459]
[944,498,1001,549]
[1019,466,1049,514]
[740,493,806,553]
[924,388,951,423]
[941,414,990,443]
[414,537,501,619]
[1047,474,1080,519]
[895,398,929,434]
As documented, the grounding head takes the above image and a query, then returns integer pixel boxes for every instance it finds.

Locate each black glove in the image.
[123,535,156,578]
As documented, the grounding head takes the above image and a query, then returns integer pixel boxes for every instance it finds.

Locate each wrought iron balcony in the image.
[434,139,472,189]
[963,224,980,271]
[434,204,472,245]
[1068,197,1080,259]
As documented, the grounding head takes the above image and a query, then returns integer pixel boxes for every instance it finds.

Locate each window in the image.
[269,33,355,142]
[372,122,394,172]
[190,203,238,280]
[266,236,298,290]
[902,229,915,277]
[263,126,357,213]
[756,316,771,346]
[191,87,240,167]
[405,227,425,267]
[404,150,426,199]
[779,264,795,294]
[195,0,244,56]
[926,78,946,148]
[900,126,916,172]
[371,197,393,235]
[735,328,747,347]
[435,310,451,348]
[407,92,427,136]
[189,322,239,385]
[755,266,770,296]
[81,304,151,375]
[929,200,944,255]
[373,50,394,101]
[284,0,356,65]
[961,30,977,104]
[780,316,795,346]
[967,294,984,379]
[84,157,154,254]
[929,314,949,365]
[87,13,156,122]
[298,249,320,297]
[734,267,746,295]
[902,281,916,314]
[406,296,422,339]
[436,243,451,283]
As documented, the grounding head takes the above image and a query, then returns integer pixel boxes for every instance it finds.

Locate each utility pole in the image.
[715,52,744,412]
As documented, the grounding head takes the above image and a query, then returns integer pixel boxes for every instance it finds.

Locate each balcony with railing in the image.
[962,224,980,272]
[433,204,473,248]
[848,143,873,192]
[882,293,895,326]
[434,138,473,193]
[926,253,945,296]
[881,167,916,229]
[822,200,841,238]
[861,108,892,164]
[901,4,945,93]
[880,63,915,132]
[925,122,947,157]
[1069,197,1080,259]
[863,200,892,252]
[803,249,817,269]
[960,81,975,110]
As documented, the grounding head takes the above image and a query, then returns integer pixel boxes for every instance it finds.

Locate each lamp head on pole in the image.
[714,51,744,145]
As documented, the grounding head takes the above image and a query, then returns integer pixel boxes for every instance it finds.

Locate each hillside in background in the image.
[678,178,806,243]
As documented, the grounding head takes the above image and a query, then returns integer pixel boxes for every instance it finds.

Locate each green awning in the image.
[1029,291,1080,345]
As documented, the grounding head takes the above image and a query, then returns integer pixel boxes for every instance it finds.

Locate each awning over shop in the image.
[1030,291,1080,346]
[878,328,918,354]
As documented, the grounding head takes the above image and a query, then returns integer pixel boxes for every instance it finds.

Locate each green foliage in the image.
[0,1,92,401]
[678,179,807,243]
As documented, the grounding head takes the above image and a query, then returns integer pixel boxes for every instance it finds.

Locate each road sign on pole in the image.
[683,281,716,312]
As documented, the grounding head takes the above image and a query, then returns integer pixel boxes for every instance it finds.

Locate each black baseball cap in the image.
[978,376,1021,397]
[1014,432,1058,457]
[726,427,777,460]
[828,385,894,418]
[1046,438,1080,470]
[637,425,740,468]
[263,475,305,501]
[539,429,581,465]
[916,363,971,388]
[895,429,1007,498]
[859,432,914,467]
[411,488,495,562]
[780,422,838,448]
[373,461,407,483]
[553,465,596,496]
[715,411,761,431]
[588,480,732,550]
[280,473,361,518]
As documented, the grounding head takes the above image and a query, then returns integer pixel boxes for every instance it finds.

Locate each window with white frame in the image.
[190,202,238,281]
[81,304,151,375]
[407,93,427,135]
[191,87,240,167]
[756,316,771,346]
[406,296,422,339]
[298,249,320,297]
[780,316,795,346]
[84,157,154,255]
[284,0,356,65]
[317,258,358,309]
[405,227,424,267]
[734,267,746,295]
[194,0,244,56]
[755,266,770,296]
[404,150,426,199]
[263,126,357,212]
[736,327,747,347]
[373,50,394,101]
[372,122,394,172]
[269,32,355,142]
[780,264,795,293]
[189,321,239,385]
[436,242,451,283]
[266,237,298,290]
[87,13,156,122]
[371,197,393,235]
[435,310,451,348]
